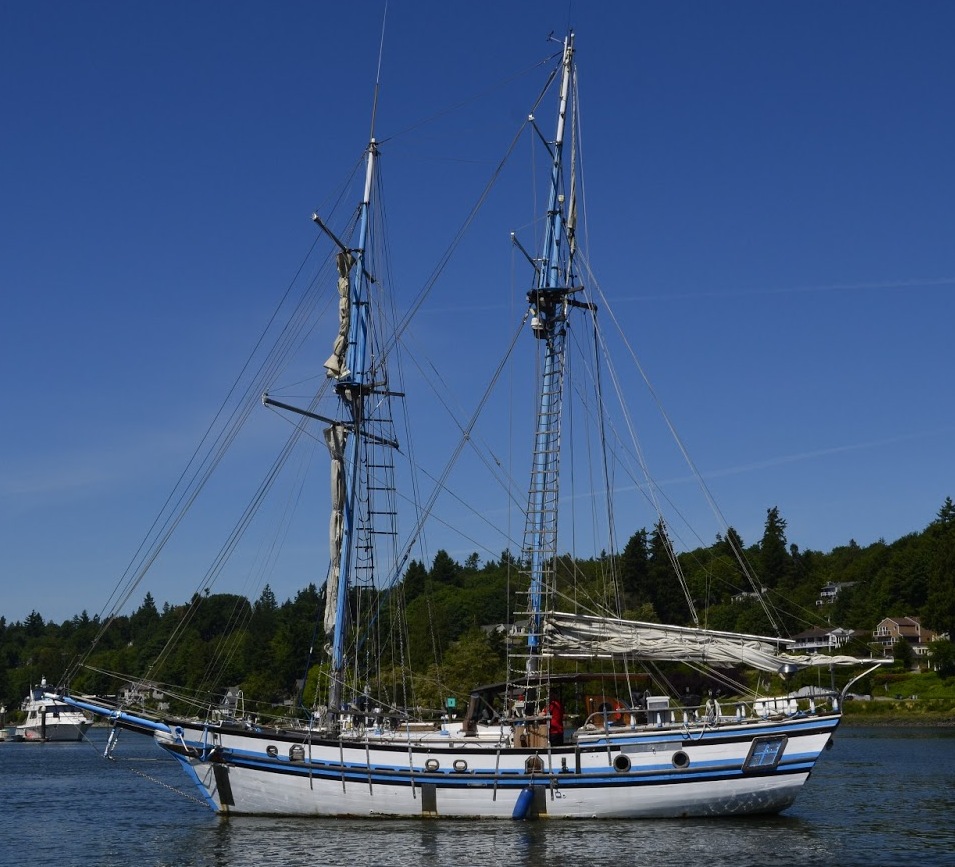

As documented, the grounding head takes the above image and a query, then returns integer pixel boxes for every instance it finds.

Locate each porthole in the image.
[289,744,305,762]
[424,758,440,772]
[672,750,690,770]
[266,745,278,758]
[612,754,631,772]
[453,759,468,773]
[525,755,544,773]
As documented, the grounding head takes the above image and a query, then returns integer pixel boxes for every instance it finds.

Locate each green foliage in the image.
[893,637,915,671]
[646,521,690,624]
[928,639,955,678]
[5,496,955,716]
[759,506,792,590]
[924,498,955,638]
[432,627,506,703]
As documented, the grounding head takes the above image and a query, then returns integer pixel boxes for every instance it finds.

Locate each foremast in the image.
[266,137,382,726]
[323,138,378,722]
[519,32,589,695]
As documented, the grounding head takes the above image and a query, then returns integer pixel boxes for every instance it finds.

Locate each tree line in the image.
[1,497,953,716]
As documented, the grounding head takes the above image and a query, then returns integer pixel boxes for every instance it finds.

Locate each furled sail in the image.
[324,251,354,378]
[323,422,347,651]
[542,611,882,674]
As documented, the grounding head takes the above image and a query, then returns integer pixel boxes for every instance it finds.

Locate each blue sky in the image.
[2,1,954,625]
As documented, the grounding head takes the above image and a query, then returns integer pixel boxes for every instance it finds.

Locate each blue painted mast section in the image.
[329,138,377,716]
[524,33,575,680]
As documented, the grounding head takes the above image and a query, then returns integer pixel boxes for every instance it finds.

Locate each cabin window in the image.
[743,735,787,772]
[266,745,278,758]
[289,744,305,762]
[612,754,631,773]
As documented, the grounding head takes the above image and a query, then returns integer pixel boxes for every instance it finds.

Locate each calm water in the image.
[2,726,953,866]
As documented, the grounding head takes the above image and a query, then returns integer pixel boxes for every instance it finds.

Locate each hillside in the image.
[1,496,953,716]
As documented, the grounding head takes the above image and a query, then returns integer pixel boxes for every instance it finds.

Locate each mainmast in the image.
[520,32,584,688]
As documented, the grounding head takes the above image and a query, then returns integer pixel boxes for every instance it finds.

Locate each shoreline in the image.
[841,712,955,727]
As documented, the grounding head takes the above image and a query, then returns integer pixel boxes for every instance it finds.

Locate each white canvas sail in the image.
[323,422,347,651]
[324,251,354,377]
[543,611,880,673]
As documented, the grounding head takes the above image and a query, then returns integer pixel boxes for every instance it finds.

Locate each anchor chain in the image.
[82,726,209,808]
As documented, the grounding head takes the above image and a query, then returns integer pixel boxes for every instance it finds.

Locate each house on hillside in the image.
[731,589,766,604]
[872,616,937,659]
[120,681,169,712]
[815,582,855,606]
[791,626,856,655]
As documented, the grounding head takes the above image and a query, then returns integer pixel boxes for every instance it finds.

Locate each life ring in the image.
[596,700,624,725]
[586,695,625,724]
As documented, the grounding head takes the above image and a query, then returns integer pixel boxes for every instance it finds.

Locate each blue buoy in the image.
[512,787,534,820]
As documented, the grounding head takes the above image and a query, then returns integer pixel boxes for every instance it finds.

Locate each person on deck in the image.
[548,693,564,746]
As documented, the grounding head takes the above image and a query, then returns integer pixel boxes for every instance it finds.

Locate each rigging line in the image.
[399,462,521,558]
[72,237,332,678]
[78,134,354,680]
[576,299,700,625]
[369,0,388,142]
[199,447,317,688]
[142,411,314,687]
[560,346,715,593]
[382,311,531,592]
[374,178,429,584]
[366,50,565,398]
[200,445,315,699]
[590,300,623,614]
[560,330,742,577]
[80,261,339,688]
[86,180,352,643]
[584,273,774,601]
[407,348,525,513]
[377,54,557,146]
[379,110,535,368]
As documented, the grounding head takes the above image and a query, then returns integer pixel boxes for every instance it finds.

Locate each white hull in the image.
[156,713,837,818]
[16,720,90,742]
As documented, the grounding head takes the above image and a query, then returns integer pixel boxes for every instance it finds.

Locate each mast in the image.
[325,138,377,721]
[267,132,397,727]
[521,32,577,687]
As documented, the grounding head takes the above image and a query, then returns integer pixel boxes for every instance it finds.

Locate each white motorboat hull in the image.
[16,720,90,742]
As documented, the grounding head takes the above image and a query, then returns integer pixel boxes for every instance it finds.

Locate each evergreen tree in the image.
[929,639,955,678]
[130,592,160,640]
[893,637,915,671]
[647,520,689,624]
[619,529,650,608]
[401,560,428,602]
[430,550,462,586]
[24,610,45,638]
[759,507,792,589]
[924,497,955,638]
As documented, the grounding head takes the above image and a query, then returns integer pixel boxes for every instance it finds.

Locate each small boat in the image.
[0,704,11,741]
[16,678,90,742]
[56,30,886,817]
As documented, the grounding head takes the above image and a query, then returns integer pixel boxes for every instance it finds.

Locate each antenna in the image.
[369,2,388,141]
